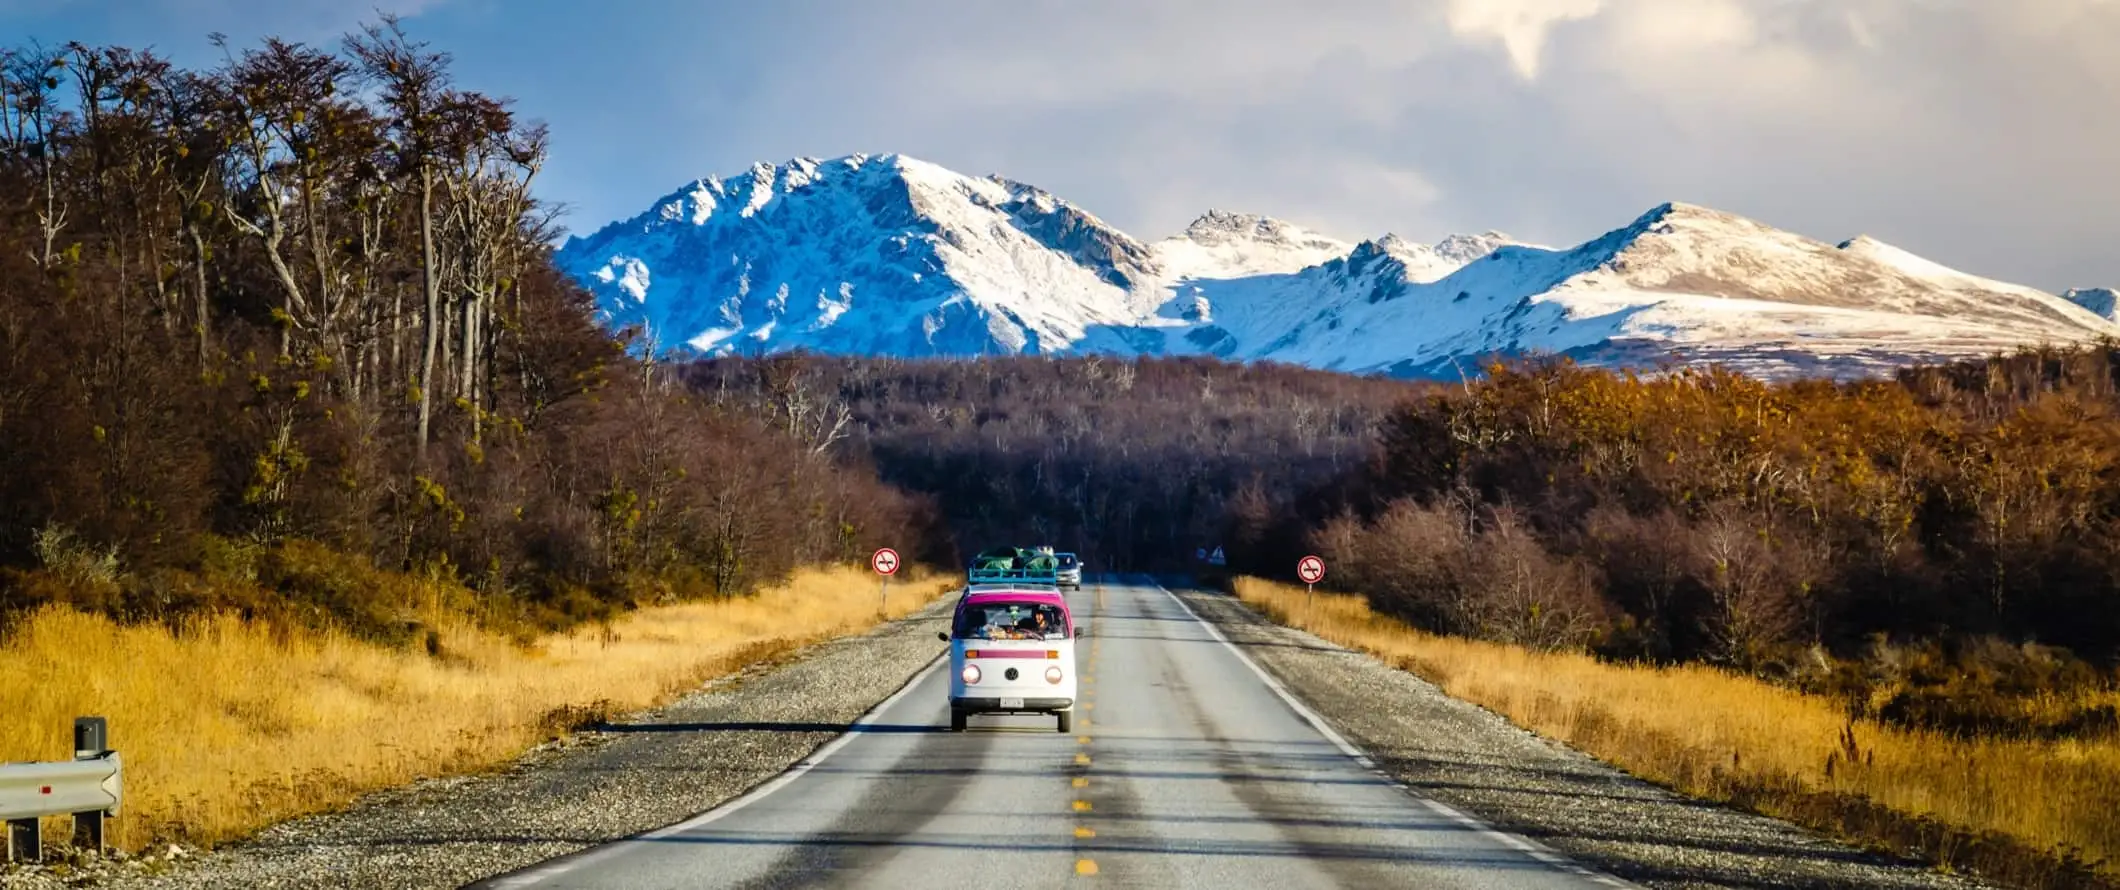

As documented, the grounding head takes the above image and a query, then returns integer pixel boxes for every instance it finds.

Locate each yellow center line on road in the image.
[1075,826,1096,838]
[1076,859,1099,876]
[1073,800,1092,812]
[1072,776,1088,788]
[1076,752,1091,763]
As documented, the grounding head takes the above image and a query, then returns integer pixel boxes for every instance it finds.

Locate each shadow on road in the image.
[589,721,945,735]
[629,828,1577,873]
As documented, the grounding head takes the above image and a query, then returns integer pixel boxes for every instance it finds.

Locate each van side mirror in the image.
[937,631,949,642]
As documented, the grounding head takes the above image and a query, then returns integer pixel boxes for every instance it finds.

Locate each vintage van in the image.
[939,588,1079,732]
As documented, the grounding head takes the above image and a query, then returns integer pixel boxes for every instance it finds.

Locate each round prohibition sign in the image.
[872,547,901,576]
[1297,554,1326,584]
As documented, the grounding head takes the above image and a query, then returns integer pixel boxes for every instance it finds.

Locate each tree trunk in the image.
[389,282,403,392]
[416,167,439,464]
[459,290,479,433]
[188,226,210,368]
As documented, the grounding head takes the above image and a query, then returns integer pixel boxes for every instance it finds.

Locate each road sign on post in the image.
[873,548,900,617]
[1297,554,1325,599]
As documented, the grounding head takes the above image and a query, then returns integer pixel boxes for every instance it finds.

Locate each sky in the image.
[8,0,2119,292]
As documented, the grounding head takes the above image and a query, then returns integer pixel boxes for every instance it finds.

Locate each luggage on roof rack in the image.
[967,545,1060,584]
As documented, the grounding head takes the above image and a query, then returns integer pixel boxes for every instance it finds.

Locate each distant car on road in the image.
[939,587,1079,732]
[1055,552,1082,588]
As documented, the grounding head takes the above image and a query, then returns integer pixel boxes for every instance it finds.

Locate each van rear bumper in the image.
[952,696,1073,713]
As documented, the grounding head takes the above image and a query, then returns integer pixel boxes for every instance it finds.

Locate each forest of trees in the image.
[680,349,2120,738]
[0,22,932,641]
[1276,351,2120,735]
[1300,355,2120,655]
[680,353,1412,571]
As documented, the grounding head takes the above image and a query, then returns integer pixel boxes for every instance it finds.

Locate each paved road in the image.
[472,577,1633,889]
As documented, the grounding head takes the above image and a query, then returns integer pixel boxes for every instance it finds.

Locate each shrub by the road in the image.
[0,566,953,853]
[1235,577,2120,890]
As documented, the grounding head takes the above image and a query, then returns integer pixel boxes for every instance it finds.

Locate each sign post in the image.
[1297,554,1325,601]
[872,547,900,617]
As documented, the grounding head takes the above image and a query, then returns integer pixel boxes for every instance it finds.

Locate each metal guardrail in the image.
[2,717,121,863]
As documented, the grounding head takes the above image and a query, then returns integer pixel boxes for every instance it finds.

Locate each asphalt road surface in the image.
[472,578,1636,889]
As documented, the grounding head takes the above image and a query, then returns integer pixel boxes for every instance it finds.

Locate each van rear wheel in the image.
[1056,709,1072,733]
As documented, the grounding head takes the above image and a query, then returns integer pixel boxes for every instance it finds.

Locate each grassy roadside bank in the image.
[0,566,954,855]
[1231,576,2120,890]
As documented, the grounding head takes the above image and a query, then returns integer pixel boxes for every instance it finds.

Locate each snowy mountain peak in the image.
[1152,210,1351,281]
[1339,231,1518,284]
[1337,238,1409,276]
[1183,209,1283,238]
[558,155,2120,381]
[1435,231,1517,264]
[1177,210,1345,251]
[558,152,1166,357]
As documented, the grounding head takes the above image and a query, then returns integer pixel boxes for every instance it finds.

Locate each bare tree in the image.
[438,101,542,442]
[1,43,70,268]
[217,35,371,375]
[347,15,454,461]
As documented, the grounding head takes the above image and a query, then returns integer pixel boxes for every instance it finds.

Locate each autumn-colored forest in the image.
[1298,354,2120,735]
[692,349,2120,738]
[0,23,933,642]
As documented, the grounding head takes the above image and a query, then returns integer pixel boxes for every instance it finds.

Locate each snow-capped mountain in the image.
[560,154,1154,357]
[555,153,2120,380]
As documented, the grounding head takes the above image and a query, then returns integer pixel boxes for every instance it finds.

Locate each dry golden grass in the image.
[1233,577,2120,888]
[0,566,953,853]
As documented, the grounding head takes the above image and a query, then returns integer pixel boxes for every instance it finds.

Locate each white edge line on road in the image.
[475,652,948,889]
[1151,578,1645,890]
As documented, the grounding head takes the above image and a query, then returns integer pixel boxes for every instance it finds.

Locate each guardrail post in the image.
[1,717,120,864]
[71,717,109,853]
[4,814,37,864]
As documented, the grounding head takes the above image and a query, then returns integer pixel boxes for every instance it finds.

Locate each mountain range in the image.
[554,153,2120,381]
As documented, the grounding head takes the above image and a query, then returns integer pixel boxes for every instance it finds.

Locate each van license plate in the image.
[1000,698,1024,709]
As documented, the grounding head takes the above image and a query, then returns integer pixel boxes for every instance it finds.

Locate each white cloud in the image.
[1444,0,1604,80]
[83,0,2099,292]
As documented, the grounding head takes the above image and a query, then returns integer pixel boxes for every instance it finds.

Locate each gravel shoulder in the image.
[1,593,956,890]
[1163,579,1998,890]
